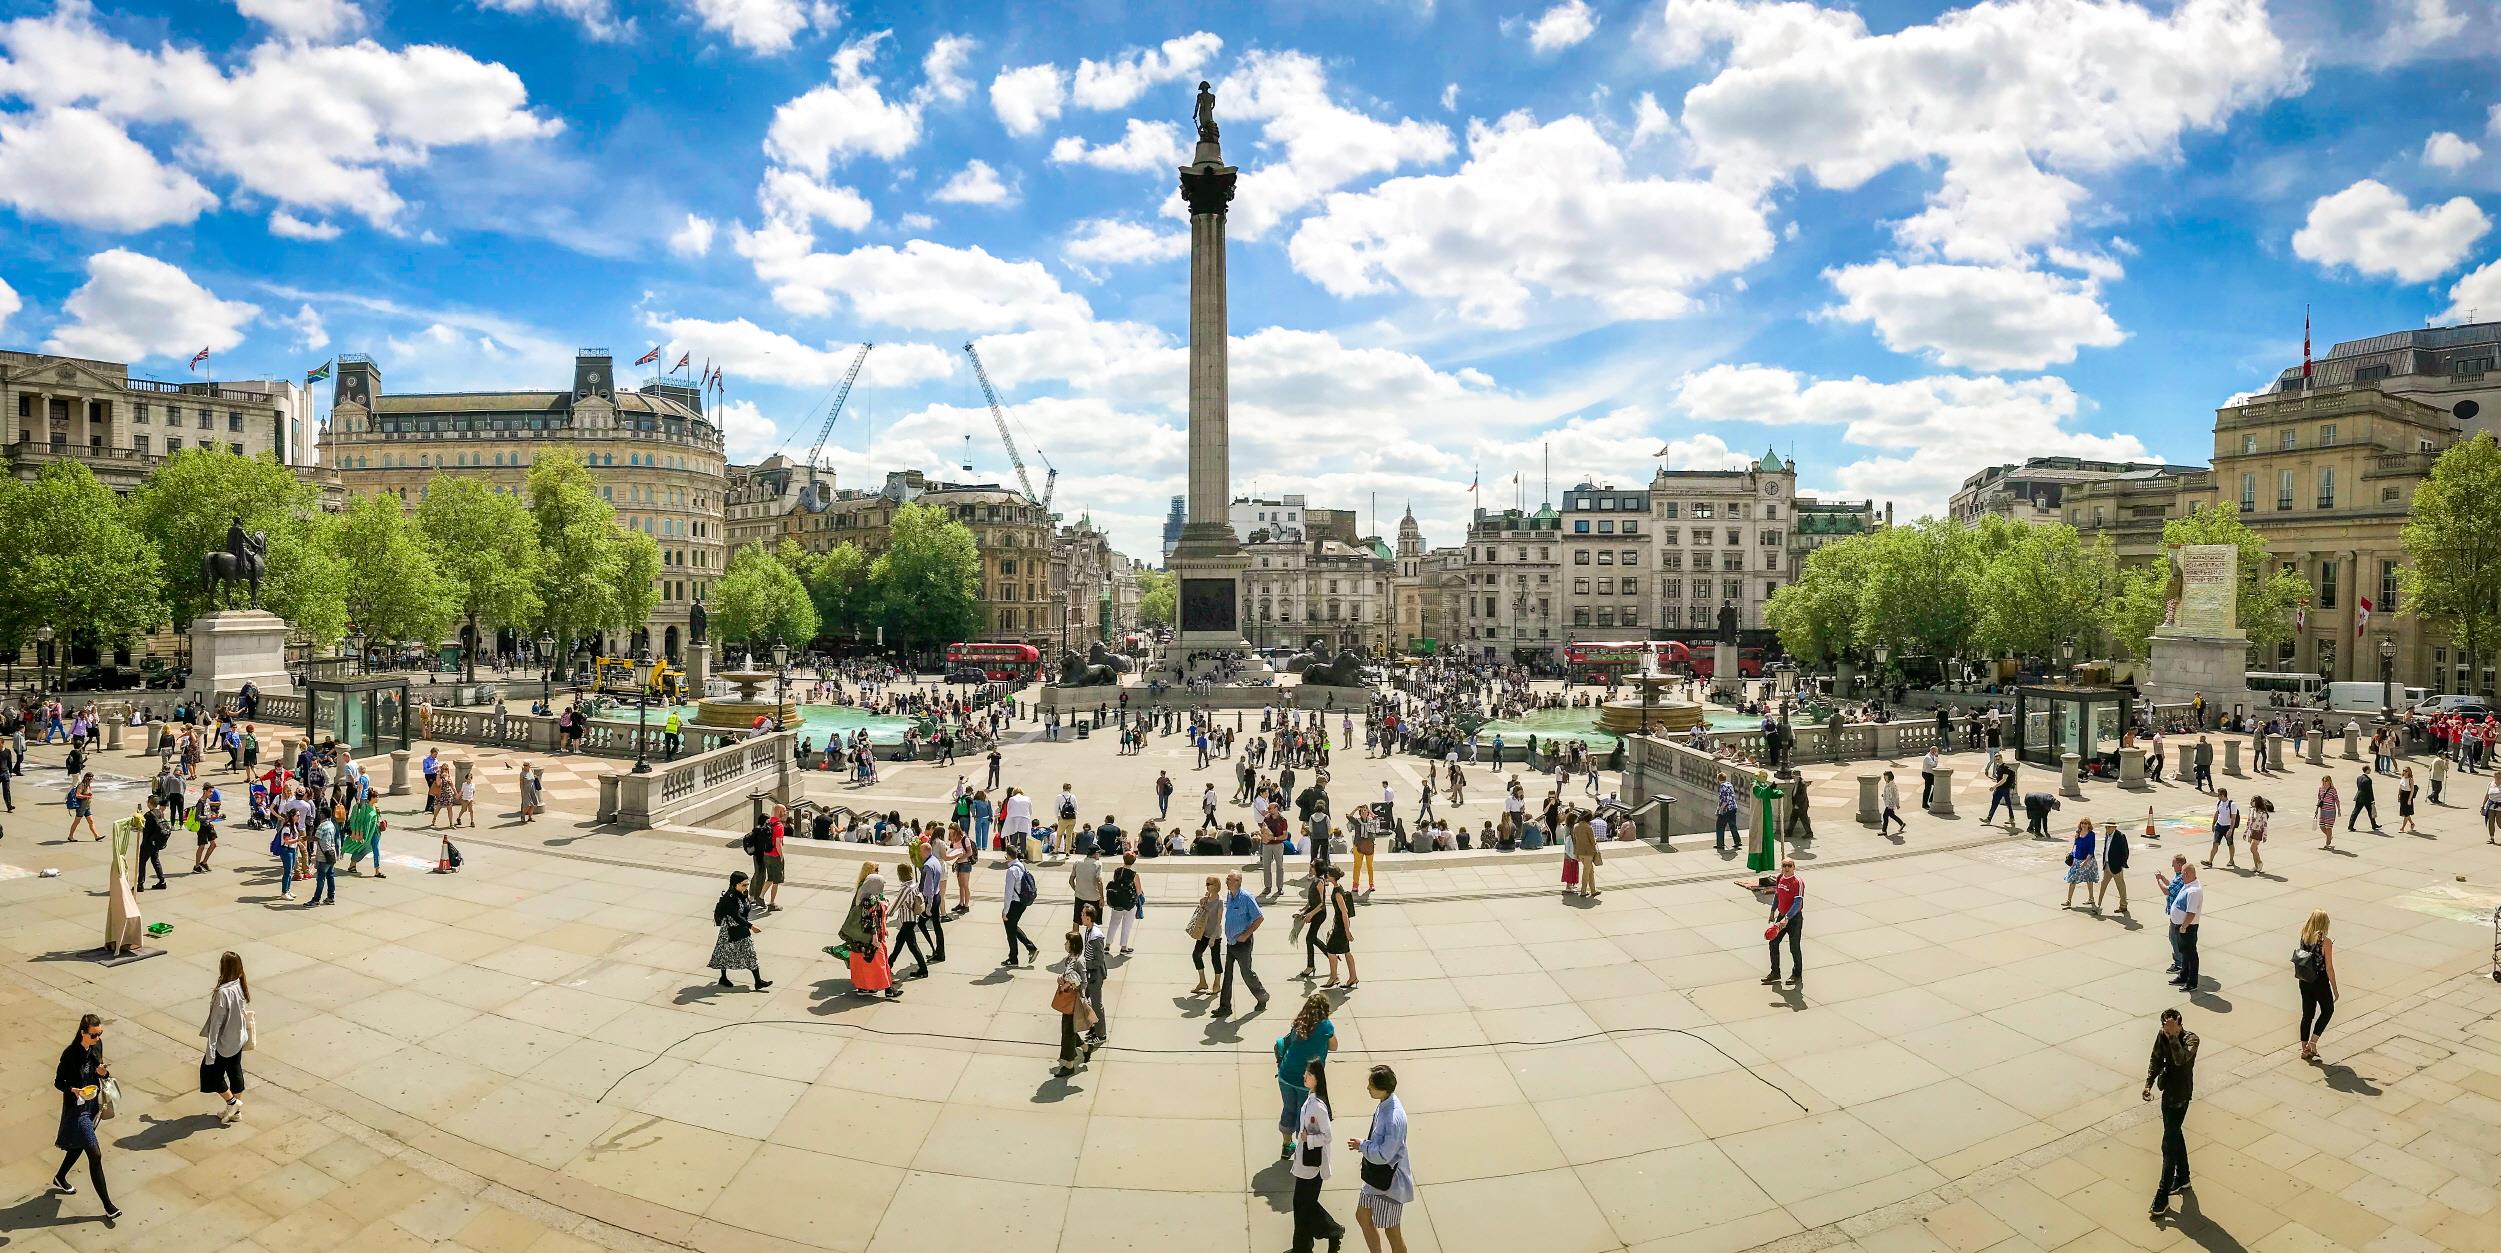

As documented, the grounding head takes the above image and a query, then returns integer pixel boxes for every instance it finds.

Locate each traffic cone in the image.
[431,833,454,874]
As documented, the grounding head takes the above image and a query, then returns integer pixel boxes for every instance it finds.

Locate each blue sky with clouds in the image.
[2,0,2496,557]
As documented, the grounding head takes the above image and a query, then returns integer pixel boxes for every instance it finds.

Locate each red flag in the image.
[2357,595,2373,638]
[634,345,661,366]
[189,347,210,370]
[2302,306,2311,380]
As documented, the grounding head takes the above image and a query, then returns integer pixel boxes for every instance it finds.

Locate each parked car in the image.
[2410,694,2494,718]
[2325,680,2429,714]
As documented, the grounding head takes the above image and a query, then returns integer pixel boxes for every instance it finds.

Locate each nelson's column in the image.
[1161,80,1261,676]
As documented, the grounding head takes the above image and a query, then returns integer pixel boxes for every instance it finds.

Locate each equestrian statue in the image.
[202,514,270,610]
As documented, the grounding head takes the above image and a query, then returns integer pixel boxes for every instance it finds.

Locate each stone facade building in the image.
[1641,451,1798,637]
[1389,508,1468,656]
[778,471,1059,651]
[1241,530,1395,654]
[1461,504,1561,661]
[5,349,294,492]
[1949,456,2202,525]
[319,351,727,662]
[723,455,806,555]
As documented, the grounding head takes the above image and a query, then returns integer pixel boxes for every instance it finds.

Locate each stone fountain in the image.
[1594,671,1706,736]
[691,670,797,730]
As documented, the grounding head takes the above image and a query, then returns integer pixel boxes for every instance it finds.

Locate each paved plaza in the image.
[3,707,2500,1253]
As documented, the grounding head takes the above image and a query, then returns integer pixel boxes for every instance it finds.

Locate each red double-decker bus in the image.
[945,642,1040,681]
[1563,640,1690,681]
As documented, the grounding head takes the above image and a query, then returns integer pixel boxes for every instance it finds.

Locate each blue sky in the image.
[2,0,2497,557]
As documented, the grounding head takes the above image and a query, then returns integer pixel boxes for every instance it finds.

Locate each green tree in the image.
[1135,568,1177,629]
[797,541,874,642]
[2153,502,2309,656]
[2109,562,2171,661]
[526,448,625,668]
[612,529,662,639]
[1972,524,2118,661]
[1765,537,1868,665]
[0,462,165,655]
[333,493,456,650]
[416,475,543,681]
[1855,519,1981,664]
[2399,431,2501,696]
[715,543,821,646]
[870,500,984,652]
[123,447,346,644]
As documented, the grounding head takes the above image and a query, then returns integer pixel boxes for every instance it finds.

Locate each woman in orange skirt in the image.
[836,862,901,1000]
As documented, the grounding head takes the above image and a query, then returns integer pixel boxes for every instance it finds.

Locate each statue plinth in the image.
[190,610,294,699]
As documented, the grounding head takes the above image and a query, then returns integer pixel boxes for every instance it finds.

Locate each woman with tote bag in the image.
[199,951,254,1125]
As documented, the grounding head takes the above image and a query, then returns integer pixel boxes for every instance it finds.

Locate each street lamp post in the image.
[630,645,654,774]
[35,624,55,695]
[538,630,556,711]
[2058,637,2076,680]
[2379,635,2397,726]
[771,642,792,802]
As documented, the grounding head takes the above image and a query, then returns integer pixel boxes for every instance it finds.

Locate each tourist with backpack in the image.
[1001,847,1040,967]
[2294,910,2338,1062]
[1104,851,1141,955]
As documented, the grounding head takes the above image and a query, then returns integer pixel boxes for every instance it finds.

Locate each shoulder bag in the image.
[96,1075,122,1121]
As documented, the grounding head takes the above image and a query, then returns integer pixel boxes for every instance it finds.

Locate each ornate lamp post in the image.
[772,641,793,800]
[34,624,55,694]
[537,630,556,710]
[2379,635,2398,725]
[2058,637,2076,680]
[630,644,654,773]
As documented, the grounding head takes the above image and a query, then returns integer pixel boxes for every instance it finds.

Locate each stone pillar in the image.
[389,748,411,796]
[105,717,123,751]
[687,643,712,699]
[2342,723,2361,760]
[282,735,304,765]
[71,396,90,451]
[2060,752,2082,798]
[2224,741,2242,776]
[1926,766,1956,816]
[1855,773,1880,824]
[2307,730,2324,765]
[2269,738,2287,772]
[2119,746,2146,789]
[145,723,165,754]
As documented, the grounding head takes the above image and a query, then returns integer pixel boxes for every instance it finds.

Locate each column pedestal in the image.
[1855,774,1880,825]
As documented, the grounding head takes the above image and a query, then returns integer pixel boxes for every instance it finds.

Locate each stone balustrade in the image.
[611,731,794,828]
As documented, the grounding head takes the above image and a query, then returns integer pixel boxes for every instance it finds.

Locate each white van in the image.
[2325,680,2429,714]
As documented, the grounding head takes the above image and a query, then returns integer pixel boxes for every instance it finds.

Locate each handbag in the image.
[1360,1153,1397,1190]
[241,1005,257,1052]
[96,1075,121,1121]
[1301,1129,1323,1169]
[1050,976,1082,1016]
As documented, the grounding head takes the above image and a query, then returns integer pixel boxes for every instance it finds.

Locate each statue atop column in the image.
[1194,80,1219,143]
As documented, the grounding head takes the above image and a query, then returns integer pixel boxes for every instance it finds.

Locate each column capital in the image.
[1178,163,1237,217]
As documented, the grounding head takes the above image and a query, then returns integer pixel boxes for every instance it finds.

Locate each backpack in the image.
[743,820,768,857]
[446,841,464,869]
[2292,941,2326,984]
[1059,797,1078,821]
[1106,867,1137,911]
[1014,867,1039,907]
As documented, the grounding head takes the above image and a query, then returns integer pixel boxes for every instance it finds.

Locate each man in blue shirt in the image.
[1213,870,1268,1018]
[1715,774,1742,852]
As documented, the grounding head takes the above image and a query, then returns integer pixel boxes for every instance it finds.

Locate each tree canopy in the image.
[123,447,345,644]
[870,501,985,651]
[2400,432,2501,696]
[714,543,820,646]
[1135,569,1176,629]
[333,493,456,648]
[2152,502,2308,657]
[0,461,165,654]
[416,475,542,681]
[526,448,628,659]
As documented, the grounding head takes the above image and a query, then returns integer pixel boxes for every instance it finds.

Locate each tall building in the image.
[319,350,728,661]
[1557,481,1654,638]
[1388,506,1469,655]
[1231,493,1310,542]
[5,349,294,491]
[1791,497,1889,570]
[1160,494,1185,563]
[1642,450,1798,636]
[1461,504,1561,660]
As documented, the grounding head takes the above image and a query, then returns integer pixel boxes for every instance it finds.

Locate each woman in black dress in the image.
[53,1013,118,1218]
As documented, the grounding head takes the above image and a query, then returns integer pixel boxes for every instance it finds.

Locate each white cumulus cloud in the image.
[1063,218,1188,268]
[235,0,362,41]
[740,236,1093,331]
[1221,50,1455,238]
[644,315,955,390]
[279,302,328,350]
[1050,119,1190,172]
[2292,179,2489,283]
[1290,113,1771,327]
[989,63,1066,136]
[473,0,631,41]
[756,168,872,232]
[269,210,342,239]
[669,212,716,257]
[681,0,832,53]
[44,249,259,364]
[932,158,1015,206]
[1823,261,2127,372]
[916,34,973,104]
[0,107,217,230]
[2436,258,2501,324]
[764,32,921,174]
[1071,32,1222,110]
[2422,131,2482,171]
[1527,0,1598,51]
[0,277,20,336]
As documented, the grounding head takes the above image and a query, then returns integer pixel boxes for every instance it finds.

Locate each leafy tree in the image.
[2399,431,2501,696]
[798,541,874,642]
[870,500,983,652]
[333,493,456,650]
[0,462,165,655]
[123,447,345,643]
[1135,568,1177,629]
[1765,538,1868,665]
[1972,524,2118,661]
[2109,561,2170,661]
[416,475,542,680]
[526,448,625,668]
[715,543,821,646]
[1855,519,1980,664]
[2156,502,2308,656]
[612,529,662,639]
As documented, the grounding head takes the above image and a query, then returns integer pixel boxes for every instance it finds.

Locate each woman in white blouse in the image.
[1289,1057,1343,1253]
[198,951,252,1124]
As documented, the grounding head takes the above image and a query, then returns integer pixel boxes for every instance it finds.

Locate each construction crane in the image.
[796,342,873,512]
[962,342,1055,512]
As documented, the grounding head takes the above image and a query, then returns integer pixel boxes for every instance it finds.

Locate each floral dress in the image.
[2316,783,2340,828]
[2064,830,2100,884]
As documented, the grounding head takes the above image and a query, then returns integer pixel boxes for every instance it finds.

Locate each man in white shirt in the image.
[1001,788,1034,863]
[1051,785,1079,858]
[2204,791,2238,870]
[2168,863,2205,991]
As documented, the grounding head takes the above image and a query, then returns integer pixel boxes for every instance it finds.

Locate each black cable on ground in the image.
[596,1015,1807,1112]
